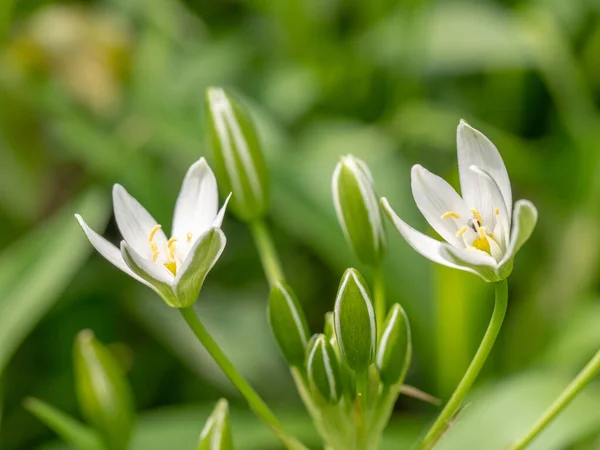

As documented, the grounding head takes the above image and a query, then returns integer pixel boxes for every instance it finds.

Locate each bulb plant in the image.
[27,86,600,450]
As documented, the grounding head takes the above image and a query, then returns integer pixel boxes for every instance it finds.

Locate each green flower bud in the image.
[324,311,335,341]
[206,87,269,221]
[334,268,376,372]
[74,330,134,450]
[268,282,310,367]
[307,335,342,403]
[197,399,233,450]
[376,304,412,386]
[332,155,386,266]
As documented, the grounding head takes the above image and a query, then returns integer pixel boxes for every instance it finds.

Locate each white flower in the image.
[76,158,231,307]
[382,121,538,282]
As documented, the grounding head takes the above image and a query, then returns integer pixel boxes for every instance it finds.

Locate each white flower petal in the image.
[469,165,510,248]
[381,198,480,276]
[172,158,219,240]
[457,121,512,219]
[174,228,227,307]
[499,199,538,267]
[411,165,471,247]
[75,214,146,284]
[213,193,232,228]
[120,241,174,285]
[113,184,166,258]
[440,245,501,282]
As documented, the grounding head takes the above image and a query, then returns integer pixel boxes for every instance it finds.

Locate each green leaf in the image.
[268,282,310,368]
[334,268,376,372]
[24,397,106,450]
[437,372,600,450]
[0,188,109,375]
[376,304,412,386]
[74,330,135,450]
[197,399,233,450]
[205,87,270,221]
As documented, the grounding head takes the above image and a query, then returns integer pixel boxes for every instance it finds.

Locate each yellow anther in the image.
[164,261,177,275]
[441,211,461,219]
[148,224,162,242]
[472,236,491,254]
[495,208,499,216]
[186,232,192,243]
[456,226,468,237]
[470,208,483,224]
[150,242,159,262]
[167,238,177,260]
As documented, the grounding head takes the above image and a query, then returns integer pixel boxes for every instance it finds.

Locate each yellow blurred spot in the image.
[186,232,192,243]
[456,226,468,237]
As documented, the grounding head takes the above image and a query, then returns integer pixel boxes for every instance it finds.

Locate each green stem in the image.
[180,307,307,450]
[419,280,508,449]
[373,265,386,341]
[249,219,285,287]
[509,349,600,450]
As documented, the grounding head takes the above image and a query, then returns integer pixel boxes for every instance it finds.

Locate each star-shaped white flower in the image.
[382,121,538,282]
[76,158,231,307]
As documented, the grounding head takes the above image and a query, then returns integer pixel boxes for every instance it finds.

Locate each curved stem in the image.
[509,349,600,450]
[419,280,508,449]
[180,307,307,450]
[249,219,285,287]
[373,265,386,341]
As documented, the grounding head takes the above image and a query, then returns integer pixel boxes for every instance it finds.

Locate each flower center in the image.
[148,225,179,275]
[441,208,500,256]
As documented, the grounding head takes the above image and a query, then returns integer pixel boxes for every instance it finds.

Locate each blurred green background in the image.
[1,0,600,448]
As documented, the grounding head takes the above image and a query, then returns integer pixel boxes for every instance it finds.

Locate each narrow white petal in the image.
[75,214,146,283]
[120,241,174,285]
[457,121,512,219]
[499,199,538,267]
[411,165,471,247]
[381,198,481,276]
[469,165,510,248]
[172,158,219,240]
[440,245,501,282]
[213,193,232,228]
[113,184,166,258]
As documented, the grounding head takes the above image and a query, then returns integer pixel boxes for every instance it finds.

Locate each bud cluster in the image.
[268,268,412,448]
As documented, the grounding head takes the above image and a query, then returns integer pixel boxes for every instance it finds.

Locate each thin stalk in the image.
[180,307,308,450]
[373,265,386,341]
[509,349,600,450]
[419,280,508,449]
[249,219,285,287]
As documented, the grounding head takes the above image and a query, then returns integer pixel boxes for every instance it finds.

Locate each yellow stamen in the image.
[495,208,499,216]
[148,225,162,242]
[167,238,177,259]
[456,226,468,237]
[186,232,192,243]
[472,236,491,254]
[441,211,461,219]
[470,208,483,224]
[164,261,177,275]
[477,226,487,240]
[150,242,159,262]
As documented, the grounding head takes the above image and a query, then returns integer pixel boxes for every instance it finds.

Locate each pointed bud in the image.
[376,304,412,385]
[307,335,342,403]
[268,282,310,367]
[334,268,376,372]
[197,399,233,450]
[324,311,335,341]
[74,330,134,450]
[206,87,269,221]
[332,155,386,266]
